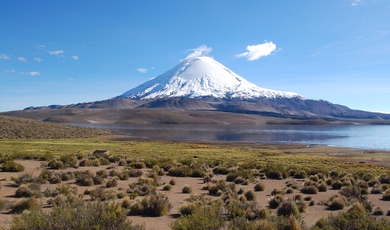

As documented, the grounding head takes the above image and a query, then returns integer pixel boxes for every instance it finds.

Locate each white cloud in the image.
[28,71,40,76]
[351,0,363,6]
[34,58,43,63]
[0,54,10,60]
[185,45,212,59]
[48,50,65,57]
[235,42,277,61]
[36,45,46,50]
[5,69,16,73]
[137,68,148,73]
[72,55,79,60]
[18,57,27,62]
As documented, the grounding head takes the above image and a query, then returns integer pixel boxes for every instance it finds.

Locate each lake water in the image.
[77,123,390,150]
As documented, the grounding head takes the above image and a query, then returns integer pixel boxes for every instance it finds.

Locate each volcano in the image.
[12,56,390,123]
[119,56,301,100]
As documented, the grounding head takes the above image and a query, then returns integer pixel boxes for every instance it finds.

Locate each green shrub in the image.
[327,194,348,210]
[99,157,110,165]
[59,154,78,168]
[2,160,25,172]
[314,202,390,230]
[140,194,172,216]
[263,162,288,179]
[277,201,301,218]
[48,159,64,169]
[10,201,144,230]
[179,201,200,216]
[170,202,225,230]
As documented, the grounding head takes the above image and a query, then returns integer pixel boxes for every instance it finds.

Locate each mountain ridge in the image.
[6,56,390,122]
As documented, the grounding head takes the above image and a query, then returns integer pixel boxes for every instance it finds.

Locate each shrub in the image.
[10,200,144,230]
[244,190,256,201]
[314,202,390,230]
[263,162,288,179]
[233,176,246,184]
[79,158,91,167]
[373,207,384,216]
[11,173,35,187]
[59,154,78,168]
[339,185,362,199]
[169,179,176,185]
[127,169,143,177]
[106,178,118,188]
[213,166,230,175]
[121,196,132,209]
[99,157,110,165]
[163,184,172,191]
[182,185,192,194]
[48,159,64,169]
[327,194,348,210]
[179,201,200,216]
[15,186,35,198]
[10,197,39,214]
[38,169,53,183]
[294,170,307,179]
[332,180,343,190]
[254,182,265,191]
[141,194,172,216]
[301,185,318,194]
[269,194,284,209]
[170,202,225,230]
[2,160,25,172]
[286,188,294,194]
[371,184,383,194]
[49,175,62,184]
[382,189,390,201]
[318,183,328,192]
[277,201,301,218]
[309,174,319,182]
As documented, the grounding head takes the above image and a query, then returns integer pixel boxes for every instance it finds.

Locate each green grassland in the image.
[1,138,388,177]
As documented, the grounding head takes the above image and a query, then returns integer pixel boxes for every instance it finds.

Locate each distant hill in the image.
[0,115,111,139]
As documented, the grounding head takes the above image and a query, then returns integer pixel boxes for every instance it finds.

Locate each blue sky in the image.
[1,0,389,113]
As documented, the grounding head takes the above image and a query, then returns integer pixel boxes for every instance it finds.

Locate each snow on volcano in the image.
[120,56,302,100]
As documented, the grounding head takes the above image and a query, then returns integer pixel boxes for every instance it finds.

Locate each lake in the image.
[76,123,390,150]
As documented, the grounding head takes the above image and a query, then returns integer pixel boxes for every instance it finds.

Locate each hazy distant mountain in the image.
[17,56,390,122]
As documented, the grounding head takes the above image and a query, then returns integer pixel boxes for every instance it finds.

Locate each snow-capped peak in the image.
[120,56,302,100]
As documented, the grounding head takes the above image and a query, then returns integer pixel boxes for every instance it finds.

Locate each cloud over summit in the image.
[185,45,212,59]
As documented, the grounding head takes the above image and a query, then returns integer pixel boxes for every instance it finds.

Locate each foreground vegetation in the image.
[1,138,390,229]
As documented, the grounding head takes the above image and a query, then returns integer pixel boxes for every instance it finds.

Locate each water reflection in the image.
[72,123,390,150]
